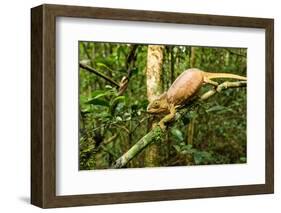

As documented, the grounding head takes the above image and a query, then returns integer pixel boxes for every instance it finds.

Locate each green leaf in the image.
[91,90,108,98]
[183,144,193,150]
[114,102,126,113]
[173,145,181,152]
[206,105,236,114]
[110,96,126,115]
[206,105,225,113]
[80,95,88,104]
[193,151,212,164]
[194,152,203,164]
[94,93,109,100]
[116,116,122,121]
[180,144,195,155]
[96,62,114,72]
[131,68,139,75]
[80,107,92,114]
[111,96,126,106]
[123,112,131,121]
[206,105,229,113]
[181,114,190,125]
[139,99,149,109]
[171,128,184,142]
[188,111,198,119]
[105,85,113,89]
[240,157,247,163]
[86,98,109,107]
[80,59,90,65]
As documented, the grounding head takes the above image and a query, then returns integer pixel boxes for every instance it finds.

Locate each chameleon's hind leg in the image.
[159,104,176,130]
[204,77,219,87]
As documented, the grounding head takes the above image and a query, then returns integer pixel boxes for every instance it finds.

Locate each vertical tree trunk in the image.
[145,45,164,167]
[190,47,197,68]
[186,47,197,146]
[187,118,195,145]
[170,46,175,83]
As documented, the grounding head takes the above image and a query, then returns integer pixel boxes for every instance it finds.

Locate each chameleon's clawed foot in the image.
[158,105,176,131]
[159,121,166,130]
[216,81,229,92]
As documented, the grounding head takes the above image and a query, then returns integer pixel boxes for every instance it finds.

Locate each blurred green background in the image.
[79,42,247,170]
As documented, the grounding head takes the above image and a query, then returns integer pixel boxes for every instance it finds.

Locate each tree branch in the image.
[200,81,247,100]
[111,126,164,168]
[112,80,247,168]
[79,62,120,88]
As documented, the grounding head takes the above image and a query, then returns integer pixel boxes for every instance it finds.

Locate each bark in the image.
[146,45,164,102]
[145,45,164,166]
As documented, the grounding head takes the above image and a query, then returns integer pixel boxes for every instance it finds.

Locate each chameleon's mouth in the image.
[147,107,167,114]
[147,107,158,113]
[146,108,155,113]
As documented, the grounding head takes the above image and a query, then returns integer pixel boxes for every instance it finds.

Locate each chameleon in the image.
[146,68,247,129]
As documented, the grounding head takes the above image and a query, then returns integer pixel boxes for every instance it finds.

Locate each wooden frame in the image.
[31,4,274,208]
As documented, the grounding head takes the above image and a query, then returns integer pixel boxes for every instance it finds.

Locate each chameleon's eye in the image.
[153,101,159,106]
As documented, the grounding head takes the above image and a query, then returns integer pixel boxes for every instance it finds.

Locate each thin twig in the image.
[79,62,120,88]
[111,123,130,134]
[104,134,118,145]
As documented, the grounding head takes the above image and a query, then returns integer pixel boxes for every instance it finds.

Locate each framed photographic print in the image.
[31,4,274,208]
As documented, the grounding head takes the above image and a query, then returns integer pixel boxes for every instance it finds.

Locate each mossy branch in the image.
[111,126,164,168]
[112,80,247,168]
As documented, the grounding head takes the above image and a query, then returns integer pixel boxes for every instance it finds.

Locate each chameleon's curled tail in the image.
[203,71,247,81]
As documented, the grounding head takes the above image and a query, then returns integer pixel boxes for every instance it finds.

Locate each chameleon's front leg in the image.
[159,104,176,130]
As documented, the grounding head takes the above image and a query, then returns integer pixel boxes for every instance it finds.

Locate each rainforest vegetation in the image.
[79,42,247,170]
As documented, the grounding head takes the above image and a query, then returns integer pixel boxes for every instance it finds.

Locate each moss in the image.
[153,126,164,142]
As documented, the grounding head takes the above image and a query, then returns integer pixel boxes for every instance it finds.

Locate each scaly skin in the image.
[147,68,247,129]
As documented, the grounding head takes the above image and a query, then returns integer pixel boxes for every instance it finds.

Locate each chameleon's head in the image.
[147,93,169,114]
